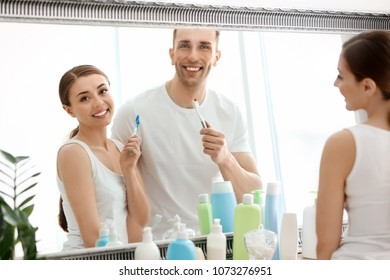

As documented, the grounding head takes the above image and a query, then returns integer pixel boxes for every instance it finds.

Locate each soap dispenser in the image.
[166,223,196,260]
[134,227,160,260]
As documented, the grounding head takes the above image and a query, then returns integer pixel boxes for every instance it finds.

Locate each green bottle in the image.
[252,189,264,224]
[233,193,261,260]
[197,193,213,235]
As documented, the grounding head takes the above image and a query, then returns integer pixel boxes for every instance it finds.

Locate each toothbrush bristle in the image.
[135,115,140,127]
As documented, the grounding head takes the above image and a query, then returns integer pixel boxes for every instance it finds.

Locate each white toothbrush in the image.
[192,99,207,128]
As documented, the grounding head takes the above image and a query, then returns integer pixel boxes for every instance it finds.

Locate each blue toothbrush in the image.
[132,114,140,136]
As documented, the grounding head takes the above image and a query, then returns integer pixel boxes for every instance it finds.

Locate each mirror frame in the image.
[1,0,390,32]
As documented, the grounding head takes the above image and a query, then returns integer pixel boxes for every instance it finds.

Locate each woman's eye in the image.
[99,89,109,95]
[80,96,89,102]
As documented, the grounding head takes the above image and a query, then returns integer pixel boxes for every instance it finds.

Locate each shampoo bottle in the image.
[211,181,237,233]
[206,218,226,260]
[95,222,110,247]
[197,193,213,235]
[233,193,261,260]
[166,224,196,260]
[302,195,317,259]
[134,227,160,260]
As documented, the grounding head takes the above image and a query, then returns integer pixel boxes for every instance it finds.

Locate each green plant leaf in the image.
[0,150,17,164]
[21,204,34,217]
[0,222,15,260]
[0,168,14,181]
[0,190,13,200]
[15,174,40,189]
[1,204,20,226]
[17,183,38,197]
[14,156,29,164]
[17,195,35,210]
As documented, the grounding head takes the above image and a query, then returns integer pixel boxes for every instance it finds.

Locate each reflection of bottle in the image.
[95,223,109,247]
[106,227,123,246]
[135,227,160,260]
[211,181,237,233]
[207,219,226,260]
[197,193,213,235]
[252,189,264,225]
[302,195,317,259]
[233,194,261,260]
[279,212,298,260]
[166,224,196,260]
[264,182,283,259]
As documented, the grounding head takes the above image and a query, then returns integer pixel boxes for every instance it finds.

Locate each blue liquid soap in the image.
[211,181,237,233]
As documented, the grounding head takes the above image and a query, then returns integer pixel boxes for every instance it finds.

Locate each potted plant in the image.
[0,149,40,259]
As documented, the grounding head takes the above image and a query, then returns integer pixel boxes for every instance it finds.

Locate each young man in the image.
[112,28,262,239]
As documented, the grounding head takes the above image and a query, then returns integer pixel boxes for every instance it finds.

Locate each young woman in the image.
[57,65,150,250]
[316,31,390,259]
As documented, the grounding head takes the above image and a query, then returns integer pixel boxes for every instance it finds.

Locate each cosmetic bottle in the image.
[302,194,317,259]
[233,193,261,260]
[106,227,123,246]
[197,193,213,235]
[134,227,160,260]
[211,181,237,233]
[95,222,110,247]
[264,181,283,259]
[279,212,298,260]
[206,218,226,260]
[252,189,264,225]
[166,224,196,260]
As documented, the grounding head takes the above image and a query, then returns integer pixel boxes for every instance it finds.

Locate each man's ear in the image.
[63,104,75,118]
[213,50,221,67]
[362,77,377,97]
[169,48,175,65]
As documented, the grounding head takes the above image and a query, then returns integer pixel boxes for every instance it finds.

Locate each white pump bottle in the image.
[134,227,161,260]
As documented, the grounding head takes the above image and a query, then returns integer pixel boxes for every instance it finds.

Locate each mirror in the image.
[1,0,389,255]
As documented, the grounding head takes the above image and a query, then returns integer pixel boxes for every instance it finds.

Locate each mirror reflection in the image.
[0,22,356,254]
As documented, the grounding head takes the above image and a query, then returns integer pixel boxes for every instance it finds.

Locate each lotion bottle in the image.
[166,224,196,260]
[106,227,123,246]
[134,227,160,260]
[95,222,110,247]
[197,193,213,235]
[252,189,264,225]
[279,212,298,260]
[206,218,226,260]
[233,193,261,260]
[302,195,317,259]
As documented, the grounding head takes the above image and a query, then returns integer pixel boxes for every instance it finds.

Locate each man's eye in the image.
[178,43,190,48]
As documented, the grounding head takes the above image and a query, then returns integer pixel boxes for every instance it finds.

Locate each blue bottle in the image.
[264,181,283,259]
[166,224,196,260]
[211,181,237,233]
